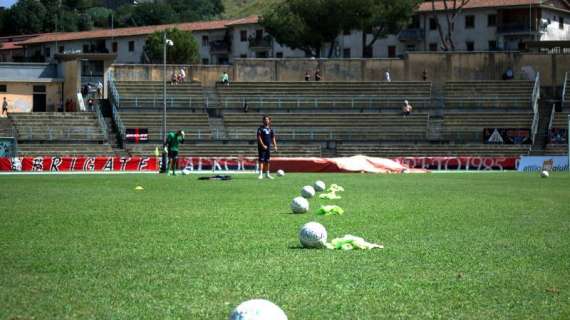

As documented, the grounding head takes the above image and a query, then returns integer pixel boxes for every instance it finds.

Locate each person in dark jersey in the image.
[257,115,278,179]
[164,130,185,176]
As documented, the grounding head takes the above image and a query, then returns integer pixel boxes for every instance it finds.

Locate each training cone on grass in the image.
[135,186,144,191]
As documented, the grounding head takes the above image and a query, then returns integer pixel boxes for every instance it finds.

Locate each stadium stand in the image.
[444,81,533,109]
[9,112,113,156]
[544,111,569,155]
[115,81,205,110]
[336,143,529,157]
[223,112,429,141]
[441,112,533,142]
[215,81,432,110]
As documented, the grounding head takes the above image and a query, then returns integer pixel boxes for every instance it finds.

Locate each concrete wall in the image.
[1,82,61,113]
[0,63,59,81]
[112,63,233,86]
[111,53,570,88]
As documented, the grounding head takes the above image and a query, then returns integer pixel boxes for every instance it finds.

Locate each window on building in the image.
[409,15,420,28]
[466,41,474,51]
[343,48,351,58]
[488,40,497,51]
[128,41,135,52]
[488,14,496,27]
[202,58,209,65]
[465,15,475,29]
[240,54,247,58]
[112,42,118,53]
[429,17,437,30]
[58,46,64,53]
[429,43,438,51]
[33,85,46,93]
[255,29,263,40]
[406,44,416,52]
[240,30,247,42]
[202,35,209,47]
[276,52,283,58]
[387,46,396,58]
[560,17,564,30]
[83,44,89,53]
[343,29,351,36]
[44,47,51,57]
[0,84,6,92]
[363,46,373,58]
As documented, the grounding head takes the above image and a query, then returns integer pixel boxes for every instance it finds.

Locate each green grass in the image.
[1,172,570,319]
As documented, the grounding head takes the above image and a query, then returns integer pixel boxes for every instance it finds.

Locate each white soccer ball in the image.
[277,169,285,177]
[229,299,287,320]
[182,168,191,175]
[301,185,316,198]
[299,222,327,249]
[541,170,549,178]
[314,180,326,192]
[290,196,309,214]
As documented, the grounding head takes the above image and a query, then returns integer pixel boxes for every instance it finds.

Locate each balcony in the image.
[497,23,536,34]
[209,40,231,54]
[398,28,425,42]
[248,35,273,50]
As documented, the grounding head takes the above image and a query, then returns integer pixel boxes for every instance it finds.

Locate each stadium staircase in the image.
[0,117,15,137]
[9,112,113,156]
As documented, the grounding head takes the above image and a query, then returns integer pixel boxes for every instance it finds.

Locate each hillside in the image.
[222,0,281,18]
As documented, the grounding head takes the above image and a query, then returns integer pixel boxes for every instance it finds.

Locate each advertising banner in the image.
[126,128,149,143]
[483,128,531,144]
[517,156,569,172]
[0,157,158,172]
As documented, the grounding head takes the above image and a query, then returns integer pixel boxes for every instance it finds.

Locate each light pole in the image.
[161,31,174,173]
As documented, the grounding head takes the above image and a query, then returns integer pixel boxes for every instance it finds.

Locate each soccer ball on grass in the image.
[540,170,549,178]
[290,196,309,214]
[229,299,287,320]
[314,180,326,192]
[301,185,316,198]
[299,222,328,249]
[277,169,285,177]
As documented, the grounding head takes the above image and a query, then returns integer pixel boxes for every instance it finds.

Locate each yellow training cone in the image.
[135,186,144,191]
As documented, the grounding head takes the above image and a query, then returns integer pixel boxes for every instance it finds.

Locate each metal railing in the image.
[219,128,429,141]
[108,73,120,107]
[219,96,433,110]
[112,103,126,144]
[121,96,202,109]
[530,72,540,143]
[550,72,567,130]
[16,126,103,140]
[94,103,108,137]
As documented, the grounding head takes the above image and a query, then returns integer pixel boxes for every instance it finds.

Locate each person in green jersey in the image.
[164,130,185,175]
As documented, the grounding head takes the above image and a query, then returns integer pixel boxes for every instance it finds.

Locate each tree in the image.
[262,0,347,58]
[167,0,224,22]
[341,0,421,58]
[4,0,48,35]
[129,3,178,26]
[86,7,114,28]
[143,28,200,64]
[431,0,471,51]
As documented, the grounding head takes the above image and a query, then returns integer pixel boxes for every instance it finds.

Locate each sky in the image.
[0,0,17,8]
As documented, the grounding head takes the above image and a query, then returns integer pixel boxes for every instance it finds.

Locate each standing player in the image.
[257,115,278,179]
[164,130,185,176]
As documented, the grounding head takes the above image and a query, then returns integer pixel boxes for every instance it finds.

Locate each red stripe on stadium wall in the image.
[0,157,158,172]
[0,156,519,172]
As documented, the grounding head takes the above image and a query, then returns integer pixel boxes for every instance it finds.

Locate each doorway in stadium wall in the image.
[32,85,47,112]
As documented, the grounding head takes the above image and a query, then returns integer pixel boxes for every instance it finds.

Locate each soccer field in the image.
[1,172,569,319]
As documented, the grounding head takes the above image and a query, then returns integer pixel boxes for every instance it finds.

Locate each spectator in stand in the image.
[81,84,89,97]
[221,72,230,86]
[314,69,322,81]
[385,71,391,82]
[171,71,178,85]
[2,97,8,116]
[88,98,94,112]
[402,100,413,117]
[503,67,514,80]
[96,81,103,98]
[304,71,311,81]
[422,69,428,81]
[179,67,186,83]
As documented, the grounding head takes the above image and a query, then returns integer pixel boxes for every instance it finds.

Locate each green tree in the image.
[5,0,48,34]
[130,3,178,26]
[262,0,346,58]
[78,13,94,31]
[341,0,421,57]
[59,11,81,32]
[167,0,224,21]
[86,7,114,28]
[143,28,200,64]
